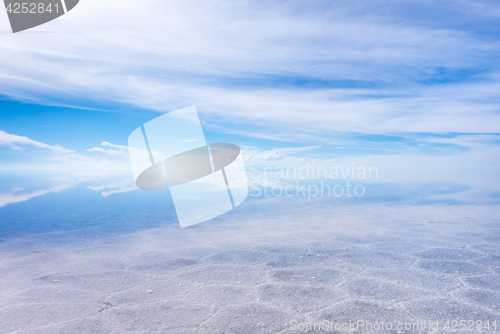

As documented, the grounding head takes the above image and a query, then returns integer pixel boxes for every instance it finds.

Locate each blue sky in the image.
[0,0,499,173]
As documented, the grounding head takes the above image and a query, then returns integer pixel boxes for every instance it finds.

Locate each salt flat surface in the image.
[0,199,499,333]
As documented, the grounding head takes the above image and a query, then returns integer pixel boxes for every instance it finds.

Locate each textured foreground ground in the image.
[0,199,499,333]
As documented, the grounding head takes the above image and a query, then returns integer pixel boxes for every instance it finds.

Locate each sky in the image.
[0,0,499,174]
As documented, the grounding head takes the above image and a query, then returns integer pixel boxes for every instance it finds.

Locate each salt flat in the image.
[0,198,499,333]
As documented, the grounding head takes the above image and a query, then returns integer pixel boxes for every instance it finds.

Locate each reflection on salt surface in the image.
[0,171,137,207]
[0,184,72,208]
[0,173,85,208]
[0,171,176,241]
[0,170,499,333]
[247,168,500,205]
[0,168,498,240]
[86,178,138,197]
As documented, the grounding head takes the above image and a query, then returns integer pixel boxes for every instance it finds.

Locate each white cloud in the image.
[87,141,130,159]
[0,130,73,154]
[179,139,202,143]
[416,134,500,148]
[242,145,321,162]
[258,151,283,161]
[0,131,131,170]
[0,0,499,141]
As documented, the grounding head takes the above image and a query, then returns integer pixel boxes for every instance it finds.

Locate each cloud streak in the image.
[0,0,499,143]
[87,141,130,159]
[0,131,132,170]
[0,130,73,154]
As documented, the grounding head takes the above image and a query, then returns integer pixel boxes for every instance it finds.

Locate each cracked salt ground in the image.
[0,201,499,333]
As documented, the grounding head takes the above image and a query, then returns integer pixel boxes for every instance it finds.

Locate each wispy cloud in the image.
[242,145,321,162]
[87,141,130,159]
[0,0,498,143]
[0,131,131,170]
[0,130,73,154]
[178,139,202,143]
